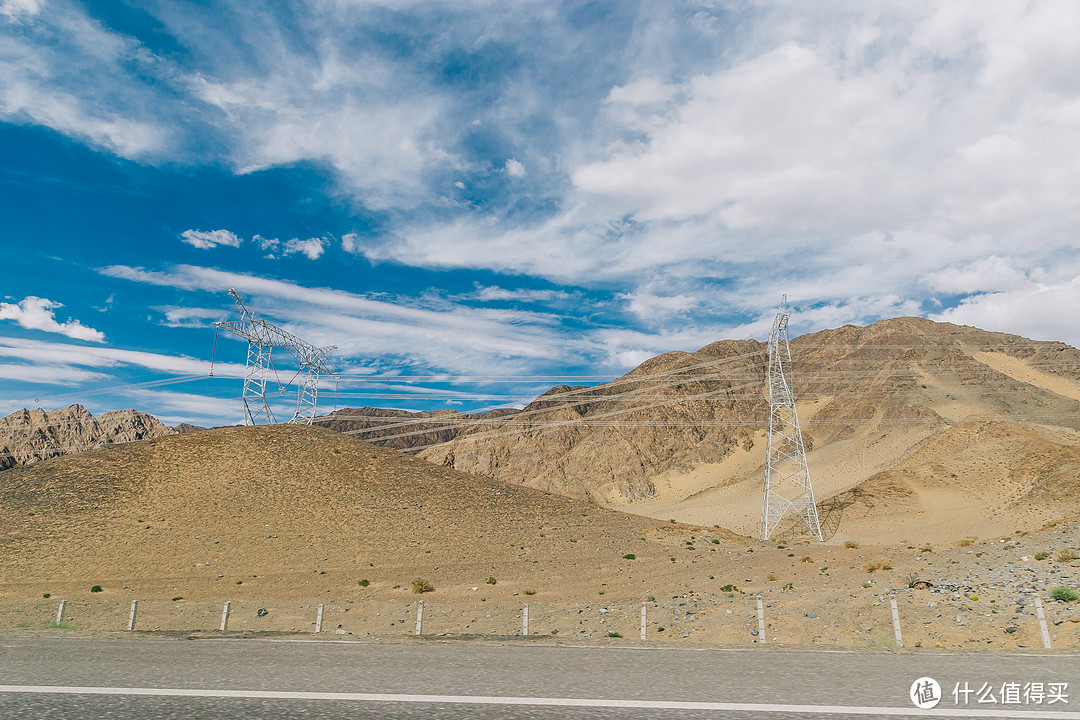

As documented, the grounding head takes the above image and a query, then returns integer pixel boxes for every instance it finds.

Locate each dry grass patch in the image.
[864,559,893,573]
[410,577,434,594]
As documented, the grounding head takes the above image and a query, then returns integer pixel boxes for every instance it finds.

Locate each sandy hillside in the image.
[1,424,1077,650]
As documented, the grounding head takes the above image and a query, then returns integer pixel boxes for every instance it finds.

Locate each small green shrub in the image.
[606,631,622,638]
[42,593,50,599]
[45,621,75,629]
[90,585,102,593]
[1034,551,1051,560]
[718,584,738,592]
[171,596,183,602]
[485,576,497,585]
[411,577,434,594]
[358,579,370,587]
[622,553,636,560]
[1049,586,1078,602]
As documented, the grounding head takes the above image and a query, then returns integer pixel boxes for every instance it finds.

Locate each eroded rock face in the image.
[0,404,175,470]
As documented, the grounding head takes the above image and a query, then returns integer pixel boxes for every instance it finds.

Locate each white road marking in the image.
[1,685,1078,718]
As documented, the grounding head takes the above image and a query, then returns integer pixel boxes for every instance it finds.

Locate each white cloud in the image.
[0,296,105,342]
[188,65,454,210]
[253,234,280,252]
[504,158,526,177]
[617,290,697,320]
[0,0,44,20]
[0,1,169,158]
[341,233,362,254]
[283,237,326,260]
[470,285,571,303]
[0,362,107,385]
[931,276,1080,347]
[0,336,246,378]
[179,229,242,250]
[922,256,1030,294]
[156,306,226,328]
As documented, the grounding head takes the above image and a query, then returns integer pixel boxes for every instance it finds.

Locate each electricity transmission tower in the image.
[760,295,823,541]
[212,289,339,425]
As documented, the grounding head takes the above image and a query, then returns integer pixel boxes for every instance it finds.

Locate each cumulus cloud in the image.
[0,296,105,342]
[504,158,526,177]
[283,237,326,260]
[180,229,242,250]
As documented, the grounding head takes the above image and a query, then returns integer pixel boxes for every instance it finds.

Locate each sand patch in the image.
[970,350,1080,402]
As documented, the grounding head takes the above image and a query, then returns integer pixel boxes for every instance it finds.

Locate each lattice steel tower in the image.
[760,295,822,541]
[212,289,339,425]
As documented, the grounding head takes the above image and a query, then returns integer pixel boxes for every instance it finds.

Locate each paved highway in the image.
[1,634,1078,719]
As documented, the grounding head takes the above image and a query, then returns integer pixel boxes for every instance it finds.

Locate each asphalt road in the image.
[1,634,1078,719]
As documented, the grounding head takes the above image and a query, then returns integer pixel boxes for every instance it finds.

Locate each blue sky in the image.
[2,0,1080,426]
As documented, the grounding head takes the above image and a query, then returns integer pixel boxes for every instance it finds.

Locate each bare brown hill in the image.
[0,424,700,596]
[414,317,1080,541]
[0,404,175,471]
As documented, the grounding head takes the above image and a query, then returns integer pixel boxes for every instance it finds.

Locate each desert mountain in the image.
[317,406,519,451]
[0,404,175,471]
[387,317,1080,541]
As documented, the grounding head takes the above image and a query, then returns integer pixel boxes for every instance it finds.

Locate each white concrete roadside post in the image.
[415,600,424,636]
[220,602,231,632]
[128,600,138,631]
[640,603,647,641]
[1033,593,1052,649]
[56,600,66,625]
[890,598,903,647]
[756,596,765,643]
[522,605,529,636]
[315,603,325,634]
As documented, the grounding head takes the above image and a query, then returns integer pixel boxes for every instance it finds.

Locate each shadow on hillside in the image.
[816,487,869,541]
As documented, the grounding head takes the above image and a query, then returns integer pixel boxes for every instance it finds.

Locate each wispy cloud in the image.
[0,296,105,342]
[0,335,245,378]
[180,229,242,250]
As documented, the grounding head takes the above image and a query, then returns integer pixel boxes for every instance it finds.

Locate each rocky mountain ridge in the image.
[0,404,176,471]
